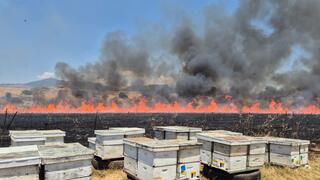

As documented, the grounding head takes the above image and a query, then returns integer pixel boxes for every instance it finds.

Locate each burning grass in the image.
[91,153,320,180]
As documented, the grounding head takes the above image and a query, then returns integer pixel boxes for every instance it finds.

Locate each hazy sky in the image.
[0,0,238,83]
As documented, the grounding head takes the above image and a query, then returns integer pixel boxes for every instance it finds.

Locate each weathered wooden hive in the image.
[173,139,202,179]
[9,129,66,146]
[197,132,266,173]
[38,130,66,144]
[197,130,243,166]
[9,130,46,146]
[124,137,179,180]
[264,136,309,167]
[153,126,202,140]
[38,143,94,180]
[0,145,40,180]
[124,137,202,180]
[94,127,145,160]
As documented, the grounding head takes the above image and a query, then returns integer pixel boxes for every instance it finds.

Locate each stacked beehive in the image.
[153,126,202,140]
[265,137,310,167]
[0,145,40,180]
[124,137,201,180]
[9,130,46,146]
[38,130,66,144]
[94,127,145,160]
[197,132,266,173]
[38,143,94,180]
[9,129,65,146]
[197,130,243,165]
[175,139,202,179]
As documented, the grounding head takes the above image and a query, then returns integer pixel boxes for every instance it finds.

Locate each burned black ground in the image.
[0,113,319,147]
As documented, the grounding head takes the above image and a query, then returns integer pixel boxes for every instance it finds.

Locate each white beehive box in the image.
[153,126,202,140]
[109,127,145,138]
[197,133,266,172]
[0,145,40,180]
[123,137,154,176]
[124,137,201,179]
[38,130,66,144]
[38,143,94,180]
[94,127,145,160]
[265,136,310,167]
[124,137,179,180]
[95,129,124,145]
[174,140,201,179]
[197,130,244,164]
[9,130,46,146]
[88,137,96,150]
[10,129,66,146]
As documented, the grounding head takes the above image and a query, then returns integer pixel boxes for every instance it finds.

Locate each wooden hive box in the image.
[94,127,145,160]
[9,130,45,146]
[38,143,94,180]
[266,137,310,167]
[153,126,202,140]
[94,129,125,160]
[38,130,66,145]
[174,139,201,179]
[123,137,154,176]
[197,133,267,172]
[124,138,202,179]
[124,137,179,180]
[0,145,40,180]
[109,127,145,138]
[197,130,242,165]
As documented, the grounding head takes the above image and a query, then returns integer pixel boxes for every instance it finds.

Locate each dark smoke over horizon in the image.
[55,0,320,107]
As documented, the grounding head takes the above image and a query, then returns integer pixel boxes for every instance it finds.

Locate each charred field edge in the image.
[0,113,319,147]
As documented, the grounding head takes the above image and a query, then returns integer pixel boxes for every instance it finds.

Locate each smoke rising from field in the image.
[55,0,320,107]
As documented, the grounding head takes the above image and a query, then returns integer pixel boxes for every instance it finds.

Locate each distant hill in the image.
[25,78,61,88]
[0,78,61,88]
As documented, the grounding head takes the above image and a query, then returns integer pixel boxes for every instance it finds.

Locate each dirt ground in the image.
[92,153,320,180]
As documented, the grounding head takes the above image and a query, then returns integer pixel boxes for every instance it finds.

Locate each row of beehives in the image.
[87,126,311,179]
[0,130,94,180]
[87,127,202,179]
[197,130,309,173]
[152,127,310,170]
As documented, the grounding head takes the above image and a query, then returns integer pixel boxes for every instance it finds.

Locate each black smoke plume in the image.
[55,0,320,107]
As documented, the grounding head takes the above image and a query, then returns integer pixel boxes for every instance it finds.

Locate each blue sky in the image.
[0,0,238,83]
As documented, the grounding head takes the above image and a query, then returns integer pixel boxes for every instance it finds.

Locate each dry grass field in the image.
[261,153,320,180]
[0,86,29,96]
[92,153,320,180]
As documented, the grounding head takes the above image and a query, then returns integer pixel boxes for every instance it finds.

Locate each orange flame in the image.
[1,98,320,114]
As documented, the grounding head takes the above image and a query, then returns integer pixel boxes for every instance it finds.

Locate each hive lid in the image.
[265,136,310,146]
[38,129,66,137]
[153,126,202,133]
[197,134,266,145]
[94,129,125,136]
[124,137,179,151]
[38,143,94,164]
[9,130,46,141]
[109,127,145,135]
[203,130,243,136]
[0,145,40,169]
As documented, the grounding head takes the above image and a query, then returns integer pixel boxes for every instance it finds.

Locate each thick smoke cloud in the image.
[171,0,320,106]
[56,0,320,107]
